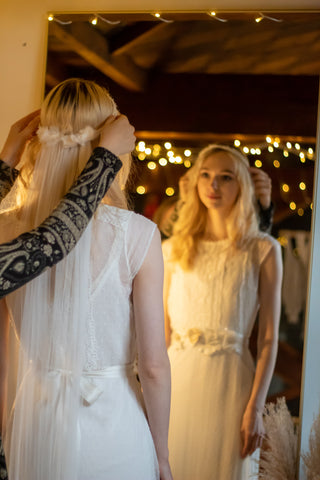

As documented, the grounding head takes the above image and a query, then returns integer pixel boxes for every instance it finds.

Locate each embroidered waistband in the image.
[171,328,248,356]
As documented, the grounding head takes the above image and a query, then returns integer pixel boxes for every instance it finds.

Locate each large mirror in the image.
[45,10,320,416]
[44,9,320,465]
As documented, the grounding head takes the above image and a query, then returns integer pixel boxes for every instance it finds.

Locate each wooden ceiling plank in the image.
[49,22,146,91]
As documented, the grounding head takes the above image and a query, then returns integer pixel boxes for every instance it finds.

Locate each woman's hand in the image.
[249,167,272,210]
[98,114,136,157]
[159,458,173,480]
[0,110,40,168]
[240,405,265,458]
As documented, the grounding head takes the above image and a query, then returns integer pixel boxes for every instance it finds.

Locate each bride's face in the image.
[197,152,240,215]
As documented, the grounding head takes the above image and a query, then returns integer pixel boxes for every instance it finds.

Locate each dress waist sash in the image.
[171,328,249,356]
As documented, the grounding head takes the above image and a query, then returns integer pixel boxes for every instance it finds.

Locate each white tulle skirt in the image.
[77,370,159,480]
[168,344,259,480]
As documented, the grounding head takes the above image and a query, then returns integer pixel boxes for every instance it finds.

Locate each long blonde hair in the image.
[170,144,259,269]
[1,78,130,243]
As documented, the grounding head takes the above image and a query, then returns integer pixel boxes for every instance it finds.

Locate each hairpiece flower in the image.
[37,125,100,148]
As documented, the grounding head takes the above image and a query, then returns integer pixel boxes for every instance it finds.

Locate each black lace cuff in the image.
[0,147,122,298]
[258,201,274,233]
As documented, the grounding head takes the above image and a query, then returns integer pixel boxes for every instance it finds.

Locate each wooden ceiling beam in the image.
[49,22,146,91]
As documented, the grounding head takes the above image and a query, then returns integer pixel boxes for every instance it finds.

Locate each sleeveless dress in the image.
[77,204,159,479]
[5,204,160,480]
[162,234,278,480]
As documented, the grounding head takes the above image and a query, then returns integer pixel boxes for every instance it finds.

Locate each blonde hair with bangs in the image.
[170,144,259,269]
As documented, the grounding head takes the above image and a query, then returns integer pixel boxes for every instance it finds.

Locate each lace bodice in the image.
[84,205,156,370]
[163,234,277,346]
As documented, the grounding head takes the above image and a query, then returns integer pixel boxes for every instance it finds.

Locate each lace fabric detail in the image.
[171,327,248,355]
[37,125,100,148]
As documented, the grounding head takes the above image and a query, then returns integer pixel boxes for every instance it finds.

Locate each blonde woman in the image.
[0,79,172,480]
[163,145,282,480]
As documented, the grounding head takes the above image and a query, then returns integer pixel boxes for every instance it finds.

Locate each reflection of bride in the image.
[163,145,283,480]
[0,79,172,480]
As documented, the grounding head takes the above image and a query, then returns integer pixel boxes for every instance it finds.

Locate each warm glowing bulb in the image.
[210,11,216,16]
[166,187,175,196]
[184,160,191,168]
[255,160,262,168]
[289,202,296,211]
[138,153,146,161]
[243,147,249,154]
[273,141,279,148]
[169,157,175,164]
[273,160,280,168]
[298,208,304,216]
[266,136,272,143]
[310,202,313,210]
[136,186,145,194]
[286,142,292,149]
[167,150,174,157]
[283,150,289,157]
[48,14,54,21]
[184,149,192,157]
[147,161,157,170]
[282,184,289,193]
[255,16,263,23]
[268,146,274,153]
[159,158,167,166]
[295,143,301,150]
[145,147,152,155]
[299,182,306,191]
[234,139,241,147]
[308,147,314,154]
[250,148,256,155]
[154,12,161,17]
[164,142,172,149]
[138,141,145,152]
[175,156,183,164]
[255,148,261,155]
[91,17,98,25]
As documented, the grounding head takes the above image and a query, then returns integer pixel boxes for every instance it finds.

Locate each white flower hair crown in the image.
[37,125,100,148]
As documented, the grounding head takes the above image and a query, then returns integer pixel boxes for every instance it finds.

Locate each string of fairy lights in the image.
[47,11,284,26]
[133,135,315,218]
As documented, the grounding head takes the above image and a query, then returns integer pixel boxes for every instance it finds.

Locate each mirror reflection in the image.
[45,10,319,411]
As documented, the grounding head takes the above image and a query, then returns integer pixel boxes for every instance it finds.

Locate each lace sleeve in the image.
[0,147,121,298]
[0,160,19,203]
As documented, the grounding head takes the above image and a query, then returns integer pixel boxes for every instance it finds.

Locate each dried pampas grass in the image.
[259,397,298,480]
[301,407,320,480]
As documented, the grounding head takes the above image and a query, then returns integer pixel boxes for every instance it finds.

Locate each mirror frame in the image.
[1,3,320,479]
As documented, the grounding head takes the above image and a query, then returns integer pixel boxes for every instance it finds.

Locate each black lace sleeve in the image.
[0,147,121,298]
[0,160,19,202]
[258,201,274,233]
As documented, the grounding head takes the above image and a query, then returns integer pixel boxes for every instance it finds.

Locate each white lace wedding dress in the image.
[163,233,277,480]
[5,204,160,480]
[77,205,159,479]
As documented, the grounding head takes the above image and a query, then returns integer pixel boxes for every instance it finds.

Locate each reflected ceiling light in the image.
[255,12,283,23]
[47,15,72,25]
[91,16,98,25]
[152,13,173,23]
[207,11,228,22]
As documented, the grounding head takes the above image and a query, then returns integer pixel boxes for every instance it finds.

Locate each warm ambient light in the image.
[136,186,146,195]
[289,202,296,211]
[154,12,161,18]
[234,140,241,147]
[255,16,263,23]
[48,14,54,21]
[273,160,280,168]
[159,158,168,166]
[91,17,98,25]
[210,11,216,16]
[299,182,306,191]
[147,161,157,170]
[166,187,175,196]
[282,184,290,193]
[255,160,262,168]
